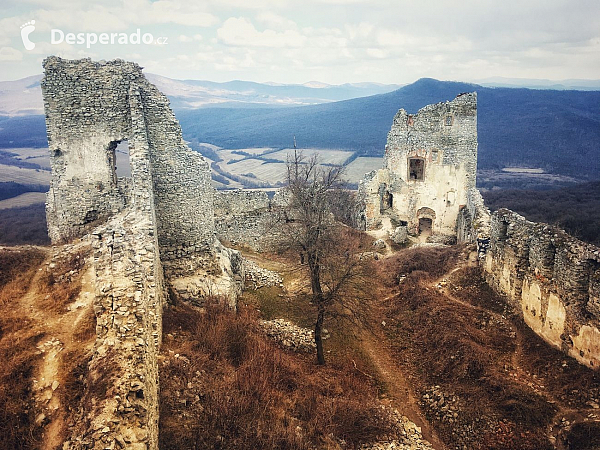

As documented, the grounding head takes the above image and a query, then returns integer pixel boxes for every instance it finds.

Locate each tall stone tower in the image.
[358,92,478,238]
[42,56,242,301]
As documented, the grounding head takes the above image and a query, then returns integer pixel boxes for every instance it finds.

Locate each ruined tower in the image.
[41,57,243,449]
[42,56,242,301]
[358,93,478,239]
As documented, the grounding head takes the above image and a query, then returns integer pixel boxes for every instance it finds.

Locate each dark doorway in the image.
[418,218,433,236]
[409,158,425,180]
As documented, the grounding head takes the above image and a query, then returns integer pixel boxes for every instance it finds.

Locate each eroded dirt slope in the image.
[0,244,96,450]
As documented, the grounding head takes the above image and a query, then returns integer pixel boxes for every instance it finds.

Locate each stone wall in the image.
[358,93,478,238]
[456,188,491,256]
[484,209,600,369]
[42,56,243,301]
[42,56,245,449]
[42,58,135,243]
[214,189,288,252]
[65,212,165,450]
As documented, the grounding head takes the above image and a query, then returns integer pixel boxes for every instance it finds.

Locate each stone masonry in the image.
[42,56,243,303]
[358,93,481,240]
[484,209,600,369]
[41,56,244,449]
[213,189,289,252]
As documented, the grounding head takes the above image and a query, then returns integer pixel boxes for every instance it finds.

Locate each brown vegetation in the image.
[378,246,560,449]
[0,245,96,450]
[159,300,398,450]
[0,248,47,449]
[36,248,89,313]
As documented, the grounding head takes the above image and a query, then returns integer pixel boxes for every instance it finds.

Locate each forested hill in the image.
[1,78,599,179]
[176,78,600,178]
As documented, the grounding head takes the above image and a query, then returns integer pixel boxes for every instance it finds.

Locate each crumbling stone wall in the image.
[64,212,165,450]
[42,56,244,449]
[42,56,243,300]
[358,93,478,238]
[43,58,134,242]
[484,209,600,369]
[456,188,491,256]
[214,189,288,251]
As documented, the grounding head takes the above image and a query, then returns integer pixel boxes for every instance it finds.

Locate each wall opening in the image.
[379,184,393,213]
[418,218,433,236]
[498,220,509,242]
[114,140,131,178]
[416,207,436,236]
[408,158,425,181]
[382,191,393,210]
[106,141,118,185]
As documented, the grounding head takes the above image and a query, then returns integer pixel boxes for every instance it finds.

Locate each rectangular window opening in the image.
[115,140,131,178]
[408,158,425,181]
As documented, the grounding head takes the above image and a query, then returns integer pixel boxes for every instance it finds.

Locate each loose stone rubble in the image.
[260,319,320,353]
[243,258,284,289]
[360,409,435,450]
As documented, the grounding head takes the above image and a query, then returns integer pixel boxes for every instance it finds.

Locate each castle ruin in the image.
[41,56,243,450]
[357,92,600,371]
[39,55,600,449]
[358,93,487,242]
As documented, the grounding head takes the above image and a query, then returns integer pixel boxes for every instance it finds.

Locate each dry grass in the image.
[36,248,88,313]
[159,300,397,450]
[0,247,47,449]
[378,246,558,449]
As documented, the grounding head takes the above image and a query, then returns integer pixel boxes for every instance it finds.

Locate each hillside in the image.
[482,181,600,246]
[176,79,600,178]
[1,79,599,179]
[2,241,600,450]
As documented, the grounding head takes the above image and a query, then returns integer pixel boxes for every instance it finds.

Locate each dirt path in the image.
[16,248,96,450]
[432,259,600,449]
[359,330,447,450]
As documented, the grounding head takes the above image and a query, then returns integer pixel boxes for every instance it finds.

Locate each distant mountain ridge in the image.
[176,78,600,179]
[0,74,402,115]
[476,77,600,91]
[0,77,599,180]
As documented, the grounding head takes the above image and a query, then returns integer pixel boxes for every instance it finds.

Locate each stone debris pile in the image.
[260,319,321,353]
[243,258,284,289]
[361,408,435,450]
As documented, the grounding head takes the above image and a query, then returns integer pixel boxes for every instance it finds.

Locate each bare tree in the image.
[282,151,370,364]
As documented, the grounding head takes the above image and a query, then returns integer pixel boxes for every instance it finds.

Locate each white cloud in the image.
[255,12,297,31]
[0,46,23,61]
[366,48,388,59]
[344,22,374,41]
[134,0,218,27]
[218,17,306,48]
[178,34,203,42]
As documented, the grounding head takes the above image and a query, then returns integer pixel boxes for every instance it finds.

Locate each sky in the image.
[0,0,599,84]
